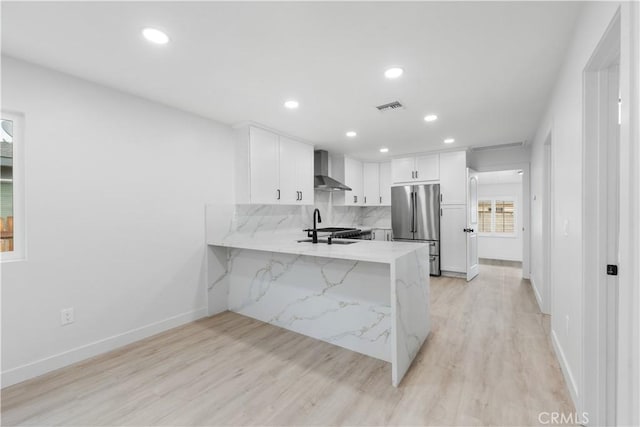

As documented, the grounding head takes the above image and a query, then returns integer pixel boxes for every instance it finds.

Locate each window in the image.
[1,112,24,261]
[477,199,516,235]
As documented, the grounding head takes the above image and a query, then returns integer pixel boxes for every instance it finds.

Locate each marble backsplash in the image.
[231,191,391,236]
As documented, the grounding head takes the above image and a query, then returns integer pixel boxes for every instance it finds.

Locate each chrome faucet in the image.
[312,208,322,243]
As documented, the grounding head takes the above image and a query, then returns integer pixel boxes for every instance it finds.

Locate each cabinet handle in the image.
[440,208,443,216]
[380,196,382,203]
[300,191,303,201]
[296,191,300,201]
[411,171,415,179]
[373,231,376,239]
[364,196,367,204]
[440,193,443,202]
[416,170,419,179]
[355,195,358,203]
[277,189,281,200]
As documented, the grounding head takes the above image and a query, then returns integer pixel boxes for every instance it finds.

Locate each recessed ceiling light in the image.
[424,114,438,122]
[284,100,299,109]
[380,147,389,153]
[444,138,455,144]
[384,67,404,79]
[142,28,169,45]
[346,131,357,138]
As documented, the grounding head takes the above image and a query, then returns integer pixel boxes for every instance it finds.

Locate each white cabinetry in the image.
[391,154,439,184]
[248,127,280,204]
[439,151,467,205]
[362,162,391,206]
[363,163,380,205]
[440,205,466,273]
[372,229,393,241]
[333,156,364,206]
[236,126,314,205]
[379,162,391,205]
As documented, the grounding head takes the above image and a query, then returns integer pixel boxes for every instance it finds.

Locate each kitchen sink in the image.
[297,238,358,245]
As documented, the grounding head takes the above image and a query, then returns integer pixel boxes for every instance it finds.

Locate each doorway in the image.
[582,10,620,427]
[474,169,525,276]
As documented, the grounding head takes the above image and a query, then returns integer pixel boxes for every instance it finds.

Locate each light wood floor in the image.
[2,263,574,426]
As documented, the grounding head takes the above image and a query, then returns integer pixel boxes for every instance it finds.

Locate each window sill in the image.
[478,233,518,239]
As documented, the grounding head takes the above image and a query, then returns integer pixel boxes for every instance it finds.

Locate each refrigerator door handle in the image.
[411,192,416,232]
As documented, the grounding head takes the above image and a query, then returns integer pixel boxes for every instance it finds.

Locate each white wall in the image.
[528,1,629,416]
[477,182,523,262]
[0,56,235,386]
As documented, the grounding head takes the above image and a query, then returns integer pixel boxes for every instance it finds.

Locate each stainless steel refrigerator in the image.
[391,184,441,276]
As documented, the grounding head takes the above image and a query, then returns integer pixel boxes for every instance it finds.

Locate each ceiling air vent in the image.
[376,101,404,112]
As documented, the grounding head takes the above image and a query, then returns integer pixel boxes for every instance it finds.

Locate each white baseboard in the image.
[530,276,545,313]
[441,270,466,279]
[1,307,208,388]
[551,328,580,413]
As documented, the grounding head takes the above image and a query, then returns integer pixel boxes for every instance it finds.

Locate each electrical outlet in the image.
[61,308,74,326]
[565,315,570,336]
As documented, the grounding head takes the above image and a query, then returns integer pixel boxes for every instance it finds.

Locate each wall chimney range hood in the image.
[314,150,351,191]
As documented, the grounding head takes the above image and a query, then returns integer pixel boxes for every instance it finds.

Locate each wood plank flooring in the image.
[1,263,575,426]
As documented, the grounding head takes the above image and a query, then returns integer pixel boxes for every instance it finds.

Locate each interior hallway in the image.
[1,262,574,426]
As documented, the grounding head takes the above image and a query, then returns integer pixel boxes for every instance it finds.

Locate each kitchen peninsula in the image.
[206,225,431,386]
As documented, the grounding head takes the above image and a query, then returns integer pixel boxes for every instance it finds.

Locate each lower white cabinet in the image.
[440,205,466,273]
[372,228,393,241]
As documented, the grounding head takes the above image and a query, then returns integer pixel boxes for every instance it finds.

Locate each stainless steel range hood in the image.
[314,150,351,191]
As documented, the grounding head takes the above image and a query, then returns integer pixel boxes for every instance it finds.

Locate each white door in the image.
[278,136,299,204]
[415,154,439,181]
[363,163,380,205]
[440,205,466,273]
[379,162,391,205]
[466,169,479,281]
[344,157,363,205]
[391,157,415,183]
[439,151,467,204]
[249,127,280,204]
[296,142,314,205]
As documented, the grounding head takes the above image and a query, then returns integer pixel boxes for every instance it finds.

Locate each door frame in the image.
[582,9,620,426]
[542,134,553,316]
[471,162,530,280]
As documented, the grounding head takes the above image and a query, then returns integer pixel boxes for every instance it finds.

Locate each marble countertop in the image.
[207,231,426,264]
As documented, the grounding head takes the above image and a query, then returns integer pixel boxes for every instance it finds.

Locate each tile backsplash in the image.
[231,191,391,236]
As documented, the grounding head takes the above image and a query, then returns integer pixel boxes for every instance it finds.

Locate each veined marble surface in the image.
[221,249,392,361]
[207,231,427,264]
[391,246,431,386]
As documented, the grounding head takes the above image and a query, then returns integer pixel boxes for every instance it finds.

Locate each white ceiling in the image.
[477,169,523,185]
[1,1,581,160]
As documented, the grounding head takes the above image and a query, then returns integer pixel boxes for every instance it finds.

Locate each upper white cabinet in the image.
[415,154,439,181]
[379,162,391,205]
[439,151,467,205]
[363,163,380,205]
[362,162,391,206]
[391,154,439,184]
[236,126,314,205]
[279,137,314,204]
[248,127,280,204]
[332,156,364,206]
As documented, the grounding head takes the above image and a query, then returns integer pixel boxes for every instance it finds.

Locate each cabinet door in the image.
[344,157,363,205]
[439,151,467,205]
[379,162,391,205]
[391,157,415,183]
[415,154,439,181]
[372,229,385,241]
[278,137,299,204]
[363,163,380,205]
[296,142,314,205]
[249,127,280,204]
[440,205,466,273]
